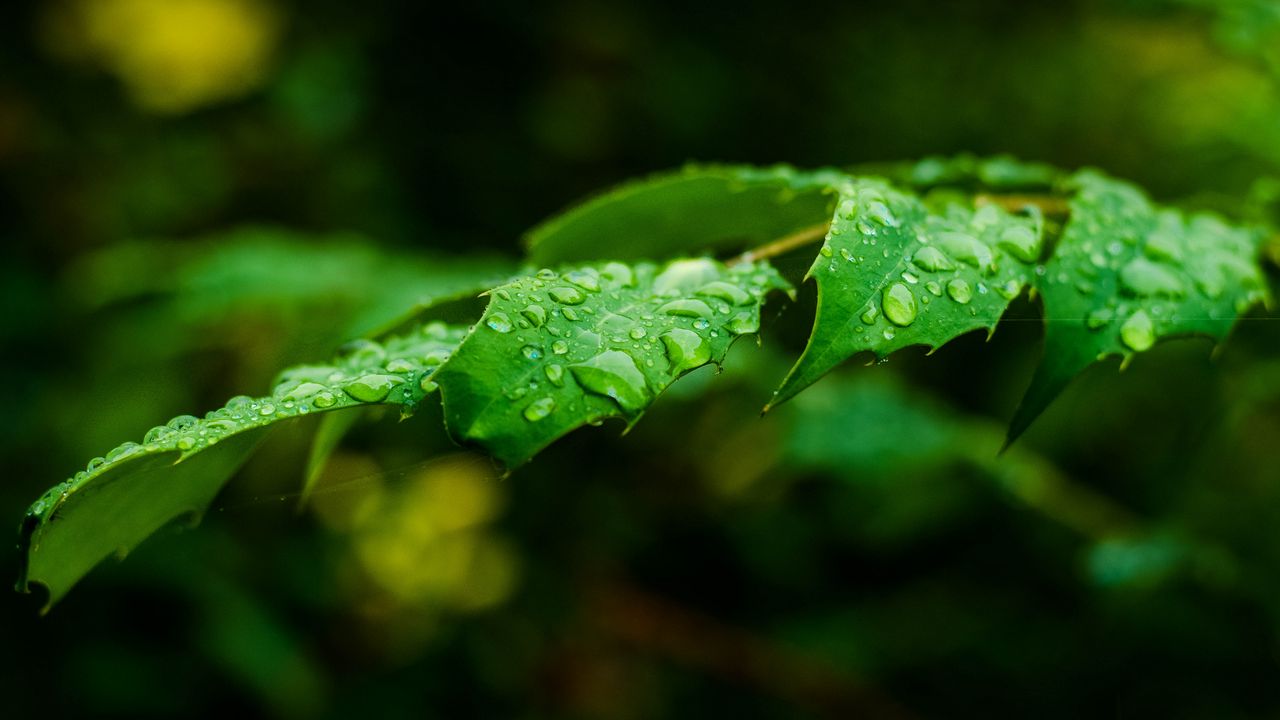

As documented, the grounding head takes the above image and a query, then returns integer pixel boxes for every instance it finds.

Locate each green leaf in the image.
[435,259,791,466]
[525,164,845,264]
[770,177,1044,408]
[18,322,467,609]
[869,153,1063,192]
[1007,170,1272,441]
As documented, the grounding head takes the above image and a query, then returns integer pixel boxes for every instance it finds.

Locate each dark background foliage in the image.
[2,0,1279,717]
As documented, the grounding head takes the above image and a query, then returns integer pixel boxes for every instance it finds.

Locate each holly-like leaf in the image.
[435,259,791,466]
[1007,171,1272,441]
[770,178,1045,408]
[18,322,467,609]
[525,164,845,264]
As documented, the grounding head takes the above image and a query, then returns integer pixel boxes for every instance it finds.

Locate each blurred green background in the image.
[3,0,1280,717]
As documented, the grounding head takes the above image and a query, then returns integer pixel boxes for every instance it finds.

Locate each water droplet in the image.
[883,327,896,340]
[912,246,954,272]
[819,245,833,258]
[284,382,328,401]
[564,270,601,292]
[901,272,919,285]
[695,281,752,305]
[143,425,173,444]
[997,225,1042,263]
[486,313,514,333]
[1120,310,1155,351]
[601,262,635,287]
[661,328,712,374]
[105,442,141,464]
[1144,229,1184,263]
[864,200,897,226]
[860,304,879,325]
[417,378,438,395]
[342,374,400,402]
[1120,258,1184,298]
[569,350,652,413]
[225,396,254,415]
[258,404,276,416]
[883,283,917,326]
[727,312,758,335]
[925,281,943,296]
[522,397,556,422]
[839,248,854,262]
[385,359,416,373]
[521,305,547,327]
[994,280,1021,299]
[693,318,711,330]
[167,415,199,431]
[654,259,719,295]
[545,364,565,386]
[549,287,585,305]
[658,299,714,318]
[552,340,570,355]
[1086,307,1114,330]
[561,307,580,321]
[629,327,647,340]
[522,345,544,360]
[336,338,388,366]
[946,279,973,304]
[936,232,995,273]
[313,391,338,408]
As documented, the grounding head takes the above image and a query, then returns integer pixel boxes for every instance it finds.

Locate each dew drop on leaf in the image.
[486,312,514,333]
[658,298,714,318]
[569,350,652,413]
[522,397,556,422]
[883,283,918,326]
[1120,310,1156,351]
[946,279,973,304]
[342,374,400,402]
[936,232,995,273]
[912,246,953,272]
[1120,258,1185,298]
[521,305,547,327]
[661,328,712,374]
[695,281,752,306]
[997,225,1042,263]
[1086,307,1114,330]
[545,363,565,386]
[549,287,586,305]
[727,312,758,335]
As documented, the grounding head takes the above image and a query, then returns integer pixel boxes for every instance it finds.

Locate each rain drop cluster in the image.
[28,322,467,520]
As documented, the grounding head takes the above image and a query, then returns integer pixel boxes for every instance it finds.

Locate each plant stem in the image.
[729,222,830,266]
[974,193,1071,217]
[731,193,1075,267]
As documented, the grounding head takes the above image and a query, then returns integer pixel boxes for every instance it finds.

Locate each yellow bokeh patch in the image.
[45,0,282,113]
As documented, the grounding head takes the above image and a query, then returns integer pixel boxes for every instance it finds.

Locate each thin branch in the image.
[730,222,830,266]
[974,193,1071,218]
